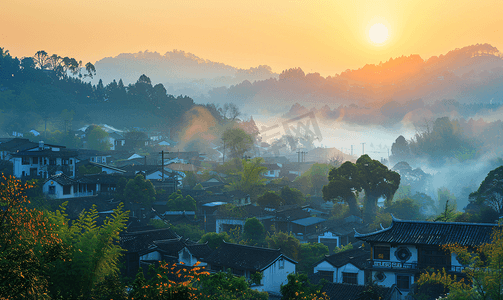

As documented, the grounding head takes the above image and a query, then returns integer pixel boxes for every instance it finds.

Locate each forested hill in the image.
[0,48,196,137]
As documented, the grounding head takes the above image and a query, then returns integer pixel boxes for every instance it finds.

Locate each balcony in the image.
[368,260,466,273]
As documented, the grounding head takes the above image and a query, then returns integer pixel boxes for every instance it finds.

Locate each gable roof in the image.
[291,216,326,227]
[322,283,401,300]
[316,247,370,270]
[355,216,498,247]
[45,173,77,186]
[185,243,212,260]
[203,242,297,272]
[120,228,180,253]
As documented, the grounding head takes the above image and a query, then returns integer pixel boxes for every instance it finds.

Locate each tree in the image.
[297,243,329,274]
[84,62,96,79]
[390,135,411,164]
[257,191,282,208]
[0,175,66,299]
[280,273,329,300]
[469,166,503,214]
[243,217,265,246]
[323,161,362,216]
[386,198,422,220]
[198,269,268,300]
[222,127,254,159]
[280,186,306,206]
[165,191,196,211]
[416,226,503,299]
[266,231,301,261]
[226,158,267,197]
[85,125,111,151]
[124,174,156,208]
[46,202,129,299]
[199,232,233,250]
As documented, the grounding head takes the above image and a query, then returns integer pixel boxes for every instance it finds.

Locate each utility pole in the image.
[361,143,366,155]
[160,150,167,182]
[351,145,353,156]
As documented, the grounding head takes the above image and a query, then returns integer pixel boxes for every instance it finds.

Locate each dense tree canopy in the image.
[469,166,503,214]
[222,128,254,159]
[323,155,400,221]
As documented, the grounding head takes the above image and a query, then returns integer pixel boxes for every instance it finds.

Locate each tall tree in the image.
[222,127,254,159]
[124,175,156,208]
[469,166,503,214]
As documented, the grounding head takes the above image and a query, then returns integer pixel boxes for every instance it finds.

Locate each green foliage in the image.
[165,190,196,211]
[172,223,205,242]
[199,232,233,250]
[297,243,329,274]
[46,202,129,299]
[124,174,156,208]
[437,187,457,214]
[280,273,329,300]
[280,186,306,206]
[226,158,267,198]
[0,175,67,299]
[386,198,422,220]
[243,217,266,246]
[85,125,112,151]
[129,262,207,300]
[198,270,268,300]
[434,198,461,222]
[78,165,102,175]
[266,231,301,261]
[193,183,204,190]
[222,127,254,159]
[333,242,353,254]
[368,212,392,231]
[469,165,503,214]
[217,204,246,218]
[294,163,331,196]
[330,202,351,220]
[323,155,400,222]
[257,191,282,208]
[214,158,243,176]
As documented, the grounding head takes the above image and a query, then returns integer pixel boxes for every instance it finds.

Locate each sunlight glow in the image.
[369,23,389,44]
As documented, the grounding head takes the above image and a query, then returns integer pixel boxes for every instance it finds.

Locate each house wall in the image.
[42,181,75,199]
[140,251,162,262]
[252,258,295,293]
[216,219,245,234]
[337,263,364,285]
[178,248,207,267]
[313,261,337,282]
[372,270,414,297]
[13,155,76,178]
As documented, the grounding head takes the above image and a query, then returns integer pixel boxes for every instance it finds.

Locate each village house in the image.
[313,247,370,285]
[203,242,297,294]
[354,216,498,296]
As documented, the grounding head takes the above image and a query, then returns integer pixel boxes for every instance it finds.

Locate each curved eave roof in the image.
[355,216,498,247]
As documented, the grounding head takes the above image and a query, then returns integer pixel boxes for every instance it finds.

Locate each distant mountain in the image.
[93,50,278,94]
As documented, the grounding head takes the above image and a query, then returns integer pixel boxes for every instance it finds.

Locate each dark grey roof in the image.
[120,228,180,253]
[203,242,297,272]
[355,217,498,246]
[12,148,78,158]
[186,243,212,260]
[316,247,370,270]
[291,216,326,227]
[45,173,78,186]
[322,283,400,300]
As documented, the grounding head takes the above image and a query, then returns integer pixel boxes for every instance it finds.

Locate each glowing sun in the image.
[369,23,389,44]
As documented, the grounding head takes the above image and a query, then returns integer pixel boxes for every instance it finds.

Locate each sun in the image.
[369,23,389,44]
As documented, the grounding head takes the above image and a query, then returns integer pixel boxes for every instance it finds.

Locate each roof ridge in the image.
[222,241,280,252]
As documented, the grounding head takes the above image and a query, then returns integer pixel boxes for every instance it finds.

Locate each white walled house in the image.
[203,242,297,294]
[11,142,78,179]
[355,217,498,296]
[313,247,369,285]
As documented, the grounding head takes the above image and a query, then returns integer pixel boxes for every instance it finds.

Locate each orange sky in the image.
[2,0,503,76]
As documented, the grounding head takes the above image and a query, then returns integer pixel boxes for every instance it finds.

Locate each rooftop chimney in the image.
[39,140,44,150]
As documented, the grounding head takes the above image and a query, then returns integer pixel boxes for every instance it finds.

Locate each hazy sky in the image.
[2,0,503,76]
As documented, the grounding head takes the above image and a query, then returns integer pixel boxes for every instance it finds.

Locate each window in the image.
[49,186,56,195]
[32,157,38,165]
[318,271,334,282]
[22,157,30,165]
[69,159,73,164]
[397,275,410,290]
[342,272,358,285]
[49,159,56,165]
[63,185,71,195]
[279,258,285,269]
[374,246,390,260]
[420,248,450,267]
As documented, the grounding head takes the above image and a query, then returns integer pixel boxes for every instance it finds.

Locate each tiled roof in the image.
[186,243,212,260]
[291,216,326,227]
[203,242,297,272]
[45,173,77,186]
[355,217,498,246]
[322,283,399,300]
[120,228,180,253]
[12,148,78,158]
[317,247,370,270]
